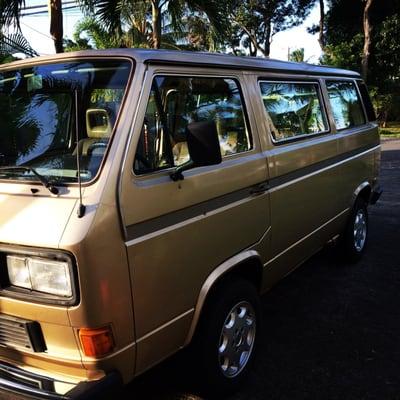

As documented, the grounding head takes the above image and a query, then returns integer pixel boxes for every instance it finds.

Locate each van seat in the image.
[74,108,113,156]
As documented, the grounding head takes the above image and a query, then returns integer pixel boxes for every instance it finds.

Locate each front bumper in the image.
[0,362,122,400]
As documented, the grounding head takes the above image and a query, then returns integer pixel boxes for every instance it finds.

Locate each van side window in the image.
[326,81,366,130]
[259,81,328,142]
[134,76,251,175]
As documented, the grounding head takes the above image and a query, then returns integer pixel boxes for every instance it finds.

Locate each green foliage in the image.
[320,0,400,123]
[375,14,400,81]
[289,48,305,62]
[77,0,228,50]
[321,34,363,73]
[226,0,315,57]
[379,123,400,137]
[0,53,17,63]
[323,0,400,75]
[66,17,123,50]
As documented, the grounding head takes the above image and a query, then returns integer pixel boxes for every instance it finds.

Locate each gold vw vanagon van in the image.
[0,49,381,398]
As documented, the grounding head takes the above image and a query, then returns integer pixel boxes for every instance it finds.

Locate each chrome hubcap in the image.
[218,301,256,378]
[354,209,367,252]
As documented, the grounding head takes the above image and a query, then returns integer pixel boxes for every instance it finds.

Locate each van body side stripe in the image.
[126,186,252,242]
[268,142,380,190]
[125,143,380,244]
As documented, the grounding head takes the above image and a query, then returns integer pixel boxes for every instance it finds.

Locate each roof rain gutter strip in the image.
[143,59,360,78]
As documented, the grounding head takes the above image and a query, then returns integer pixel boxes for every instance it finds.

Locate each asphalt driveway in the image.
[1,139,399,400]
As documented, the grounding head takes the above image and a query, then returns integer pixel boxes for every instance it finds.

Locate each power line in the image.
[21,1,76,11]
[21,5,81,17]
[20,21,53,40]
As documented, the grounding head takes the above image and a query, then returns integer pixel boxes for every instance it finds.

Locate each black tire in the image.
[193,278,261,398]
[342,197,369,263]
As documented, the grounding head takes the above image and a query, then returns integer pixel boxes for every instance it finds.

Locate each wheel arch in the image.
[184,250,263,346]
[352,181,372,206]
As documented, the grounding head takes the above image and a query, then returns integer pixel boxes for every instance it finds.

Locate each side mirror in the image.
[170,120,222,181]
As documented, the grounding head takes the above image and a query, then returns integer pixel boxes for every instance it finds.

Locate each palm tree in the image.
[49,0,64,53]
[79,0,228,50]
[289,48,305,63]
[0,0,64,53]
[66,17,133,50]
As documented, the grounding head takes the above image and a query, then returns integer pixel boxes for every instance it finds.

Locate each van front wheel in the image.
[194,279,261,396]
[343,198,369,262]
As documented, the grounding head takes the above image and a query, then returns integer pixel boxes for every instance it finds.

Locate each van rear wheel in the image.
[193,279,261,397]
[342,198,369,262]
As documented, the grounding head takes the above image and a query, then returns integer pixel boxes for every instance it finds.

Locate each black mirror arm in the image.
[170,161,195,181]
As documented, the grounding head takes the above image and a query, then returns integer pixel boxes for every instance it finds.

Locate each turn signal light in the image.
[79,326,114,357]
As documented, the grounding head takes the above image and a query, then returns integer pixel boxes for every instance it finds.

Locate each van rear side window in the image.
[134,76,251,175]
[357,81,377,122]
[259,81,328,142]
[326,81,366,130]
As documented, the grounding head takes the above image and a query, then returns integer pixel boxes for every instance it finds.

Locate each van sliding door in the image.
[257,78,342,283]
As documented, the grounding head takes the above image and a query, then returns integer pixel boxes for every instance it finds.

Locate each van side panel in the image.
[336,126,380,211]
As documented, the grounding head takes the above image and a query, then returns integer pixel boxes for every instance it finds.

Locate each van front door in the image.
[119,66,270,374]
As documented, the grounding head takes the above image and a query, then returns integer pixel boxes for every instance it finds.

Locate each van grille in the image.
[0,315,46,352]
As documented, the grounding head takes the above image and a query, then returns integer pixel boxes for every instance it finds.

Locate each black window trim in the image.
[133,73,254,177]
[355,79,377,123]
[258,78,331,146]
[324,78,368,132]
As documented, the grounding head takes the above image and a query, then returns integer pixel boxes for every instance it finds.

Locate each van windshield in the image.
[0,59,132,184]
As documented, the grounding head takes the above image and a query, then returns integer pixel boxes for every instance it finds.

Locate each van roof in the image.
[1,48,360,78]
[131,49,360,78]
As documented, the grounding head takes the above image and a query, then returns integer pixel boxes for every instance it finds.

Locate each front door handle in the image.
[250,182,269,195]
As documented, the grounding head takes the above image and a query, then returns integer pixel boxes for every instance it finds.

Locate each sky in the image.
[18,1,323,63]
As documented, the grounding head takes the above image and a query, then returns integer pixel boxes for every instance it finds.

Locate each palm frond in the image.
[184,0,229,39]
[0,0,25,29]
[78,0,124,35]
[0,32,38,57]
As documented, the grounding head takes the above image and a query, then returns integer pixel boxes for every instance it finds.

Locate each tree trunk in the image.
[238,23,269,57]
[151,0,161,49]
[361,0,374,82]
[249,40,257,57]
[49,0,64,53]
[262,22,272,57]
[318,0,325,50]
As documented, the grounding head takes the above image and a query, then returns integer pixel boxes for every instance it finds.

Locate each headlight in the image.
[7,255,73,297]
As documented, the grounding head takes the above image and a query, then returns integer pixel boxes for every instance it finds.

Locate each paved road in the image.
[2,139,399,400]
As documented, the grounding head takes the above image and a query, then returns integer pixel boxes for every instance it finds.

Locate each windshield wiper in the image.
[0,166,59,195]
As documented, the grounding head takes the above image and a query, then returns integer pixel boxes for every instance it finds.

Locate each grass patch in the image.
[379,123,400,138]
